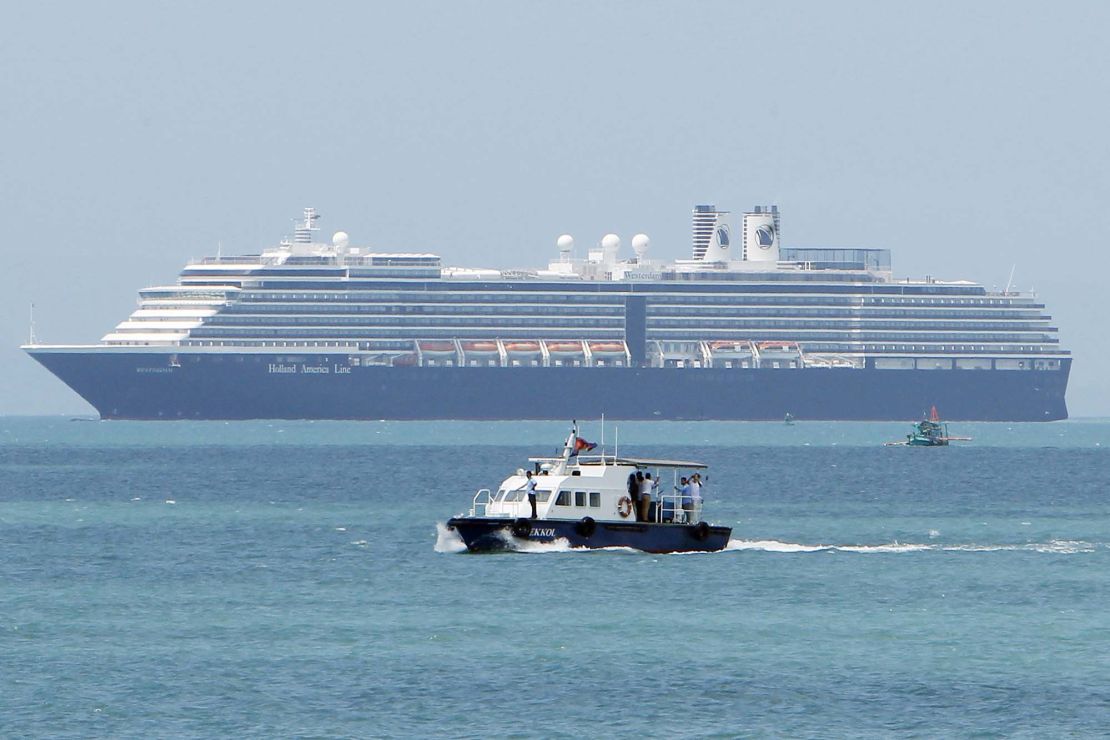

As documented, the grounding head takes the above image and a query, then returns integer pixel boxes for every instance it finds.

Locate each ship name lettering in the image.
[333,364,351,374]
[532,528,556,537]
[301,364,329,374]
[268,363,298,374]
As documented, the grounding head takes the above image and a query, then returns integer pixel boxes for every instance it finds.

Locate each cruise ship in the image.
[24,205,1070,420]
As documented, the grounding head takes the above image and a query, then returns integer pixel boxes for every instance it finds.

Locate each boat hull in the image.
[26,349,1070,421]
[446,516,733,554]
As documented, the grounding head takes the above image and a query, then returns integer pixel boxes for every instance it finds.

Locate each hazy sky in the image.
[3,1,1108,416]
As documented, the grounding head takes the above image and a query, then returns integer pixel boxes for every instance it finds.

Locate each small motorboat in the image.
[445,424,732,553]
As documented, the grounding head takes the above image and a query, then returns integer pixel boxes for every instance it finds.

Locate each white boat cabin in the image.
[468,429,708,525]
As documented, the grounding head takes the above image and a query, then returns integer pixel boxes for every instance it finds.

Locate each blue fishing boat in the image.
[886,406,971,446]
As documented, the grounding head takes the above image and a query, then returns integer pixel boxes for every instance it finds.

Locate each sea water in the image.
[1,417,1108,737]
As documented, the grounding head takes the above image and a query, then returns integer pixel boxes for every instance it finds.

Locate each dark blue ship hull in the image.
[27,350,1070,421]
[446,516,732,553]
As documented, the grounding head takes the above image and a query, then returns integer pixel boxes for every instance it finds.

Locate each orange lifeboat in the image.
[461,341,499,353]
[709,340,750,352]
[504,341,542,353]
[757,341,797,350]
[588,342,626,354]
[418,341,456,354]
[545,341,584,354]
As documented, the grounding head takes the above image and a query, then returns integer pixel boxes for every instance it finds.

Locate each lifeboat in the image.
[709,341,751,353]
[588,341,627,355]
[503,341,542,354]
[757,341,798,351]
[545,341,585,354]
[391,353,418,367]
[461,341,499,354]
[418,340,456,354]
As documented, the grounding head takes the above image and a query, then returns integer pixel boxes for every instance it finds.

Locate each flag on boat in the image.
[570,436,596,456]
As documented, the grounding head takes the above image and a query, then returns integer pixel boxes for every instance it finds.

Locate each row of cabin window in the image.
[556,491,601,507]
[499,489,599,507]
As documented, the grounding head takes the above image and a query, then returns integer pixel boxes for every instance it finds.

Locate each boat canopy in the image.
[526,454,707,469]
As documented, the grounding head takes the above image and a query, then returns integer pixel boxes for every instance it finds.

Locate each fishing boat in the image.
[885,406,972,446]
[445,424,732,553]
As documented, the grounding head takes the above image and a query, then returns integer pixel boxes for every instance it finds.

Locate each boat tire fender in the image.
[511,518,532,538]
[576,516,597,538]
[692,521,710,541]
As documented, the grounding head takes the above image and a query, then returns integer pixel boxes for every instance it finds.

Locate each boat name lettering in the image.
[268,363,352,375]
[530,528,556,538]
[136,367,174,374]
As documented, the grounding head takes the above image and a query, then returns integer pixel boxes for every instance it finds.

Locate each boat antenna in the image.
[600,413,605,464]
[614,426,619,460]
[29,302,37,344]
[1004,264,1016,295]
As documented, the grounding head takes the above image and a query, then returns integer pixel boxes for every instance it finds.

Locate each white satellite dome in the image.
[556,234,574,252]
[631,233,650,258]
[332,231,350,248]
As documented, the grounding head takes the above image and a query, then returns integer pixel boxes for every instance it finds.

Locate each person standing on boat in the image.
[523,471,538,519]
[689,473,704,522]
[631,471,644,522]
[640,472,655,522]
[680,476,696,523]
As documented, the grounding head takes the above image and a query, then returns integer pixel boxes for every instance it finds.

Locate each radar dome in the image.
[556,234,574,252]
[601,233,621,251]
[332,231,350,248]
[631,233,650,258]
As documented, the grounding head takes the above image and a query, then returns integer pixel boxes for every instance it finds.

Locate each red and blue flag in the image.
[570,437,596,456]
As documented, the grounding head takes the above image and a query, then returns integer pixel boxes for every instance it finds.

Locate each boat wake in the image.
[434,522,1099,556]
[723,538,1100,555]
[434,522,468,553]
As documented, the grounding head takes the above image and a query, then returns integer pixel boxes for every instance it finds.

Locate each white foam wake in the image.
[433,521,467,553]
[724,538,1100,555]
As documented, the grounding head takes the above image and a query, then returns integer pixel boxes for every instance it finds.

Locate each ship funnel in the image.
[742,205,780,262]
[691,205,732,262]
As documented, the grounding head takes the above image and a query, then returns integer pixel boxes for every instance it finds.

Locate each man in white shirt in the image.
[689,473,703,521]
[639,472,654,522]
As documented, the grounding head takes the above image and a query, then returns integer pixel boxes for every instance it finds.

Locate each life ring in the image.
[576,516,597,538]
[511,518,533,538]
[691,521,711,541]
[617,496,633,518]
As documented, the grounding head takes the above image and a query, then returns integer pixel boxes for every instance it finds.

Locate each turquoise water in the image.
[2,417,1108,737]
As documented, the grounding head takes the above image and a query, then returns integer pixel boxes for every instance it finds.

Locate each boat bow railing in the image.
[470,488,493,517]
